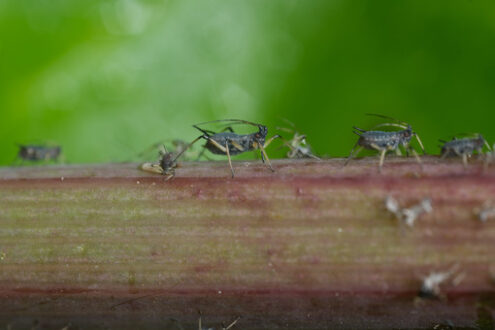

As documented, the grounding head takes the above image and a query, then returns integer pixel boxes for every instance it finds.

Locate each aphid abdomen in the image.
[358,131,401,151]
[18,145,61,161]
[205,133,253,155]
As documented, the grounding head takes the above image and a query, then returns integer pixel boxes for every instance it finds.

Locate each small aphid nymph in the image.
[345,114,425,172]
[182,119,280,178]
[277,119,320,160]
[16,144,61,163]
[439,134,491,168]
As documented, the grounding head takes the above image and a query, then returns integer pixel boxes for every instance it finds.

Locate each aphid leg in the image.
[409,147,423,170]
[259,143,275,172]
[172,135,203,161]
[230,140,245,152]
[263,134,282,148]
[476,147,484,160]
[440,150,449,160]
[202,137,232,176]
[196,147,207,161]
[462,153,468,169]
[225,142,235,178]
[139,163,164,175]
[344,143,363,167]
[378,149,387,173]
[369,142,386,172]
[395,148,402,156]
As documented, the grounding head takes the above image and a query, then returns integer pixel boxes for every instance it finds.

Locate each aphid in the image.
[183,119,281,178]
[439,134,491,168]
[139,145,178,180]
[198,311,239,330]
[16,144,61,163]
[417,265,460,300]
[385,196,432,227]
[276,119,320,160]
[345,114,425,172]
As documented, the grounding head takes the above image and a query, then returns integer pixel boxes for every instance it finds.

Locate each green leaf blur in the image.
[1,0,494,164]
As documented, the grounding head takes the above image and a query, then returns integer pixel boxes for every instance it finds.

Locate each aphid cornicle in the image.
[439,134,491,168]
[16,144,62,163]
[344,114,425,172]
[182,119,281,178]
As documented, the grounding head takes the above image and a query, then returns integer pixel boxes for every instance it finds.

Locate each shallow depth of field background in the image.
[1,0,494,165]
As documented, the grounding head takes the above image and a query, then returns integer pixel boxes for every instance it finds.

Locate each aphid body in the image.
[202,128,267,156]
[277,119,320,160]
[17,144,61,162]
[185,119,280,178]
[440,134,490,168]
[285,132,318,159]
[139,145,177,180]
[345,115,424,171]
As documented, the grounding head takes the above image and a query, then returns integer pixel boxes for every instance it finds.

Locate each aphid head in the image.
[256,124,268,138]
[402,127,413,139]
[158,145,177,175]
[17,145,39,160]
[253,125,268,146]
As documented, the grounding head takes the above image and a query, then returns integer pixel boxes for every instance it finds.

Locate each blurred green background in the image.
[1,0,494,164]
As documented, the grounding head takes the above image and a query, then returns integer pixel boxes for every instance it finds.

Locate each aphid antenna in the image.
[194,119,262,128]
[352,126,366,137]
[371,122,409,130]
[414,133,426,155]
[277,117,296,128]
[276,126,295,134]
[365,113,410,126]
[170,135,204,163]
[158,144,170,156]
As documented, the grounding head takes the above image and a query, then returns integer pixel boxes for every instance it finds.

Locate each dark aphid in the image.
[277,119,320,160]
[16,144,61,163]
[344,114,425,172]
[139,145,178,180]
[183,119,281,178]
[439,134,491,168]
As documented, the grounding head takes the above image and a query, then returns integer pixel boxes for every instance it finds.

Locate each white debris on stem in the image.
[385,196,433,227]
